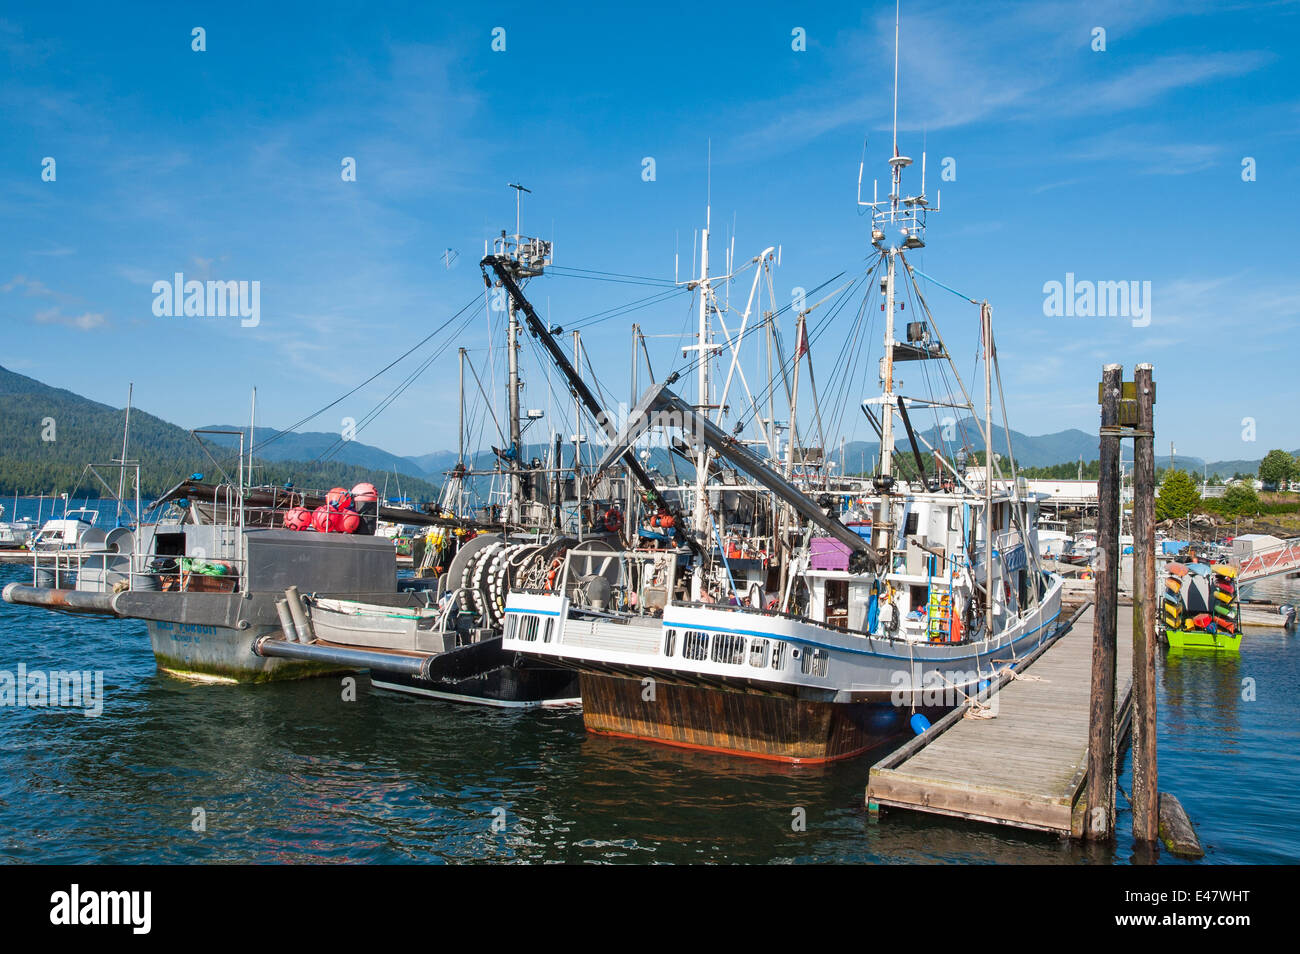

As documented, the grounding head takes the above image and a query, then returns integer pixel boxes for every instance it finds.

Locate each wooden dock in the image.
[866,603,1133,837]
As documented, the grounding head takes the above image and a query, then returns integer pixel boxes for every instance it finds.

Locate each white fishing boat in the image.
[1037,519,1072,559]
[501,9,1063,761]
[31,507,101,551]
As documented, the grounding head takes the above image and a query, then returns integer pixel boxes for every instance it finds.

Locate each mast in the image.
[248,386,256,490]
[856,0,944,567]
[573,329,584,542]
[983,302,995,639]
[115,383,133,527]
[457,348,466,468]
[691,207,712,600]
[878,248,898,556]
[506,287,523,523]
[490,182,549,526]
[785,311,803,479]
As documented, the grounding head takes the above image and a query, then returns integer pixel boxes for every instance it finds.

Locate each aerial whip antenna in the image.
[892,0,900,156]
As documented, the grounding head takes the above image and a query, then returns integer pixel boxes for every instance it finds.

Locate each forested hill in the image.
[0,365,440,499]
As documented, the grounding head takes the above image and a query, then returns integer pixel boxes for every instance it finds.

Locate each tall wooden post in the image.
[1087,364,1122,839]
[1131,364,1158,842]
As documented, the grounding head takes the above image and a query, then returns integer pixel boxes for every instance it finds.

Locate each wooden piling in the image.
[1158,792,1204,859]
[1131,364,1159,843]
[1087,364,1121,840]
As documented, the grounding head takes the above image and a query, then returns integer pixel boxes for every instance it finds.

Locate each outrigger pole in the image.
[480,255,700,556]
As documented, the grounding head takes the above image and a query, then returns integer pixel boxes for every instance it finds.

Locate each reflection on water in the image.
[0,564,1295,863]
[1160,648,1242,745]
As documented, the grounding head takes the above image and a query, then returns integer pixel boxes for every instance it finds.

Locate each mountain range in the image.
[0,364,1287,499]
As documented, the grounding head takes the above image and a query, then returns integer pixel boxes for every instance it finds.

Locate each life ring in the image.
[604,508,623,533]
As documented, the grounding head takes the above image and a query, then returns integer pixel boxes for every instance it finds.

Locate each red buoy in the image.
[350,482,378,504]
[340,511,361,534]
[312,505,334,532]
[283,506,312,531]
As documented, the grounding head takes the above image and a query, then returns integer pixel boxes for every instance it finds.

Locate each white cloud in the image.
[34,307,106,330]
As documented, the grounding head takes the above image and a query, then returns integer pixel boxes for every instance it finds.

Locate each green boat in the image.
[1160,561,1242,651]
[1164,628,1242,652]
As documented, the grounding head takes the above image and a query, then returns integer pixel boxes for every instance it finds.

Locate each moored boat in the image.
[500,60,1065,761]
[1160,561,1242,651]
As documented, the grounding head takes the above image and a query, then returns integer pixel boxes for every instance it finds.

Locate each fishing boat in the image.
[500,22,1064,762]
[1060,528,1097,566]
[3,206,607,708]
[0,376,585,703]
[1036,518,1071,559]
[31,506,101,550]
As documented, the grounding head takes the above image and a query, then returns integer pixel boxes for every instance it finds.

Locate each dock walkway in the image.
[866,604,1132,837]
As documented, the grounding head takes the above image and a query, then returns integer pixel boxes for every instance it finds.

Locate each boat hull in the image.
[1163,628,1241,652]
[147,619,348,683]
[579,671,936,763]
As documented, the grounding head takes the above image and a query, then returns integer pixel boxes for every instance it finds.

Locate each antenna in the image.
[508,182,531,241]
[856,136,872,206]
[921,131,927,197]
[892,0,901,155]
[706,139,712,220]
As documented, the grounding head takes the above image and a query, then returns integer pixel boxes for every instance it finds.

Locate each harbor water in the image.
[1,497,1296,864]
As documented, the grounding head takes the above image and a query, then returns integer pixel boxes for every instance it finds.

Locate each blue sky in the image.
[3,1,1298,465]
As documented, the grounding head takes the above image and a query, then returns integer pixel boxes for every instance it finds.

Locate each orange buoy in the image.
[283,506,312,531]
[350,482,378,504]
[311,505,332,531]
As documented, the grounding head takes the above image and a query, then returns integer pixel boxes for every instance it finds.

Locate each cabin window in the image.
[904,512,919,536]
[771,642,787,671]
[748,638,770,668]
[682,631,710,661]
[800,646,829,678]
[519,615,540,642]
[541,618,554,643]
[711,633,746,665]
[504,615,518,640]
[663,628,677,657]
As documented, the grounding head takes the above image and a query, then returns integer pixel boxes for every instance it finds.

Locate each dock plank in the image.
[866,604,1133,836]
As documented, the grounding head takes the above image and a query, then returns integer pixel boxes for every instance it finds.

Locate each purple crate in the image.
[809,536,851,571]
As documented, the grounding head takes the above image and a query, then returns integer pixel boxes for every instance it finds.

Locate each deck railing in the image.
[1236,538,1300,582]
